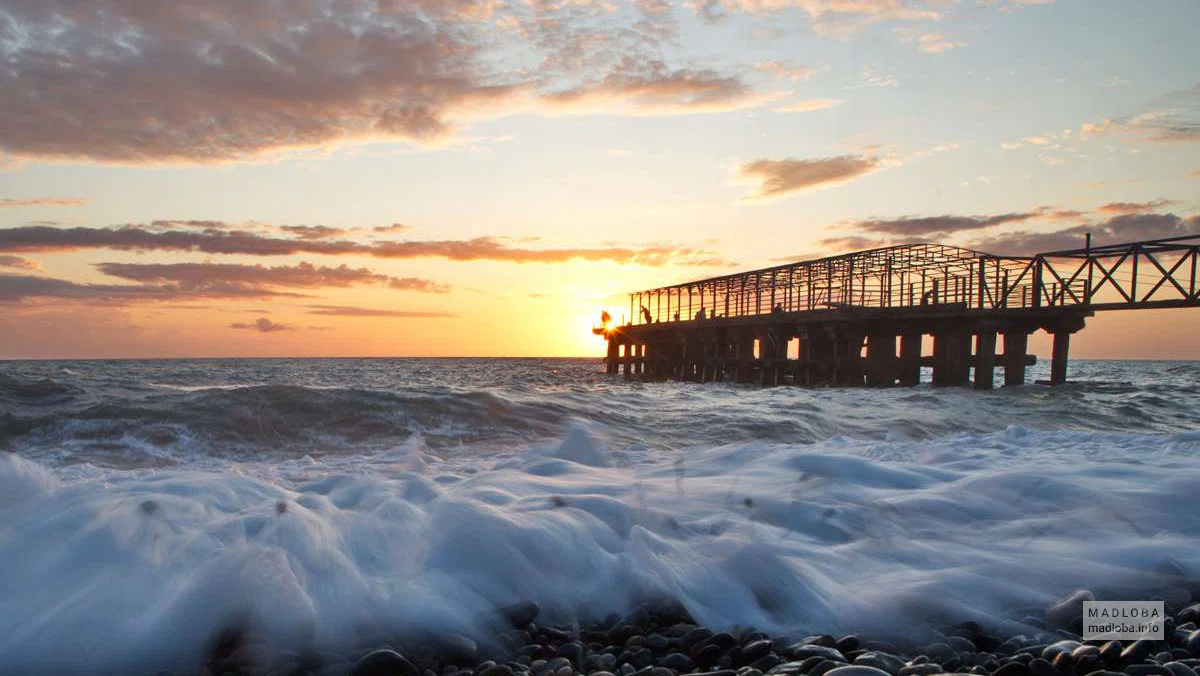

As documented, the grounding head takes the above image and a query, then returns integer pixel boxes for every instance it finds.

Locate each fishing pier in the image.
[597,235,1200,388]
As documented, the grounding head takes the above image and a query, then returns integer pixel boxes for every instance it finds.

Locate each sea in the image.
[1,358,1199,674]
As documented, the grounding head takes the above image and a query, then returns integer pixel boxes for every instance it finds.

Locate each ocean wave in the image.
[1,425,1198,674]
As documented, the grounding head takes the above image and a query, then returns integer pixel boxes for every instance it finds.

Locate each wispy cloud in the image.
[0,197,86,208]
[0,255,40,271]
[971,213,1200,255]
[0,274,304,304]
[735,155,884,201]
[848,212,1041,237]
[230,317,292,333]
[306,305,456,318]
[917,33,967,54]
[94,261,451,293]
[0,225,727,266]
[774,99,843,113]
[754,61,815,81]
[278,225,353,240]
[542,58,775,116]
[1080,86,1200,145]
[1095,198,1176,215]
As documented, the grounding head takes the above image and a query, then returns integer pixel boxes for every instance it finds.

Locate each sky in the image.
[1,0,1198,359]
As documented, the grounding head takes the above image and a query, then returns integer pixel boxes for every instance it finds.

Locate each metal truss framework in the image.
[627,235,1200,325]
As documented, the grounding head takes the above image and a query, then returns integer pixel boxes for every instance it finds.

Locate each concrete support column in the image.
[933,332,970,387]
[865,333,897,387]
[898,334,922,387]
[1003,332,1029,386]
[974,332,997,390]
[1050,331,1071,385]
[606,339,619,374]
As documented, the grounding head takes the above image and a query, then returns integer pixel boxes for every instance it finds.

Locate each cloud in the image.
[970,213,1200,256]
[1095,199,1175,215]
[0,197,86,208]
[0,1,776,163]
[0,1,534,163]
[774,98,843,113]
[754,61,815,81]
[849,212,1040,237]
[1080,86,1200,145]
[735,155,883,201]
[278,225,353,240]
[94,261,451,293]
[306,305,456,318]
[0,273,304,304]
[855,66,899,88]
[374,224,414,234]
[0,255,40,270]
[0,224,725,266]
[917,33,966,54]
[230,317,292,333]
[714,0,940,35]
[542,58,772,115]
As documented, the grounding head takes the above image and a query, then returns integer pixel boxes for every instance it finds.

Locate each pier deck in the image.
[597,235,1200,388]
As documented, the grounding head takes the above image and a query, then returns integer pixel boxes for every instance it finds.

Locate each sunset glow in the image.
[2,0,1198,358]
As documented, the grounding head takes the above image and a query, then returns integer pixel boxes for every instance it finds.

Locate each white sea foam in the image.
[2,423,1198,674]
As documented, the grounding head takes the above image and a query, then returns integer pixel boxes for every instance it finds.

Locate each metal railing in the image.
[627,235,1200,325]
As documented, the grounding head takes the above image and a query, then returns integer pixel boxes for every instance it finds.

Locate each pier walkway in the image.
[597,235,1200,388]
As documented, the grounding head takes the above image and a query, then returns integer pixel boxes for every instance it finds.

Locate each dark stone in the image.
[794,657,826,674]
[837,638,862,655]
[438,635,478,663]
[766,660,809,676]
[660,654,694,672]
[1027,657,1056,676]
[647,635,671,652]
[751,655,783,672]
[351,650,420,676]
[742,641,775,663]
[502,603,542,629]
[1074,655,1099,674]
[822,667,894,676]
[1051,653,1071,675]
[798,637,839,649]
[1121,640,1158,665]
[1163,662,1200,676]
[1047,591,1095,632]
[897,665,941,676]
[991,662,1031,676]
[809,661,843,676]
[693,644,724,668]
[652,668,674,676]
[708,634,738,653]
[790,646,847,664]
[1044,643,1082,662]
[683,629,715,650]
[1100,643,1124,666]
[557,642,584,669]
[949,638,978,653]
[1186,631,1200,657]
[853,652,904,675]
[1125,666,1173,676]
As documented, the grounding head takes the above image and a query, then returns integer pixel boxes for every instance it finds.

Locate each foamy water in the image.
[1,359,1198,674]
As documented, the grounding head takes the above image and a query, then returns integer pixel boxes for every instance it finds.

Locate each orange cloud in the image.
[0,225,726,266]
[735,155,884,201]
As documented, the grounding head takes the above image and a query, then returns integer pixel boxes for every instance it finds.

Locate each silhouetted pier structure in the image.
[597,235,1200,388]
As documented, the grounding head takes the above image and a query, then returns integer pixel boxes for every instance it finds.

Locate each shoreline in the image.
[181,593,1200,676]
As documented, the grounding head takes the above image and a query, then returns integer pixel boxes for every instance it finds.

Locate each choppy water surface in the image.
[2,358,1199,673]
